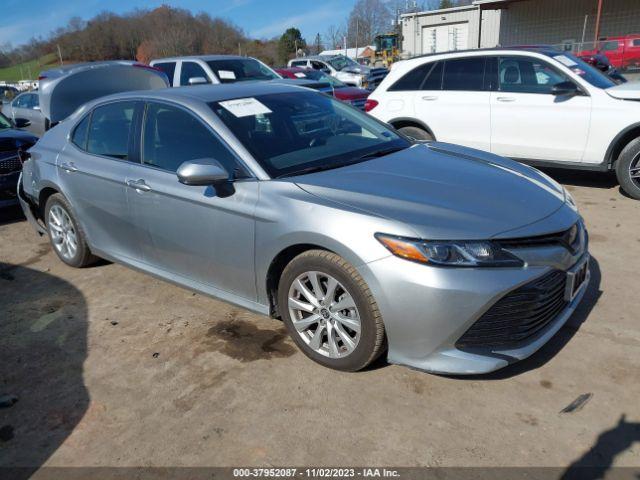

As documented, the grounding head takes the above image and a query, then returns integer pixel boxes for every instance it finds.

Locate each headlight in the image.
[375,233,524,267]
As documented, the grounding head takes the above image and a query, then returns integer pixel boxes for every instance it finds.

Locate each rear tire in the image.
[278,250,386,371]
[45,193,97,268]
[615,137,640,200]
[397,125,434,142]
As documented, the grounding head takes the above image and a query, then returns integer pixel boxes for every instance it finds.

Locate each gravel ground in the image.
[0,168,639,473]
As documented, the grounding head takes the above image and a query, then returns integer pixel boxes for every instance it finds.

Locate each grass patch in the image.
[0,53,60,83]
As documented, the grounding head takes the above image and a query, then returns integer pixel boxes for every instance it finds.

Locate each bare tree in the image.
[346,0,392,47]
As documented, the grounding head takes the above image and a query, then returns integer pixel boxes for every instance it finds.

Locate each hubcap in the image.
[288,271,361,359]
[48,205,78,260]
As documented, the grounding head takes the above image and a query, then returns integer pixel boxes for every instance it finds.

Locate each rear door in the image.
[489,55,591,162]
[126,100,258,301]
[413,56,491,151]
[57,100,142,261]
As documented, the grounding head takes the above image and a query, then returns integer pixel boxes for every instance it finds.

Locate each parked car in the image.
[19,81,590,375]
[579,52,627,83]
[287,55,388,89]
[6,91,48,136]
[0,112,37,207]
[275,67,370,110]
[151,55,333,95]
[367,47,640,200]
[577,35,640,71]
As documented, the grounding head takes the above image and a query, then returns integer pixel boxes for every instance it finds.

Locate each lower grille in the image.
[0,152,21,174]
[456,270,568,350]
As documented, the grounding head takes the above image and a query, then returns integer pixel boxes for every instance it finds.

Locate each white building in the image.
[401,0,640,57]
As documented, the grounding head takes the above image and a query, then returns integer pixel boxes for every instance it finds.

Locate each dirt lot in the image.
[1,169,639,472]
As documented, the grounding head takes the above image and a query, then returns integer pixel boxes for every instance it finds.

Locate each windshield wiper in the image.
[356,146,407,161]
[276,163,345,179]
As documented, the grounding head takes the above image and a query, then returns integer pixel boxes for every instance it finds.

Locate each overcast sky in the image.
[0,0,362,47]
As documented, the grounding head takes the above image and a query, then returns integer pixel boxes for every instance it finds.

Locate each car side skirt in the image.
[513,158,610,172]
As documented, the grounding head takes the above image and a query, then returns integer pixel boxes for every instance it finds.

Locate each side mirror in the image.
[14,118,31,128]
[188,76,209,86]
[33,105,41,111]
[177,159,229,186]
[551,81,579,96]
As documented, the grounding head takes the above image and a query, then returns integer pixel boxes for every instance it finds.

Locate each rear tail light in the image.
[364,99,379,112]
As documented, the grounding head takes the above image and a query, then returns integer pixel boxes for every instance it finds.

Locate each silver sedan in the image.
[18,82,590,374]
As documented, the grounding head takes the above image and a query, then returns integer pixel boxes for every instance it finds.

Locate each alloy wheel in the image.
[48,204,78,260]
[630,152,640,188]
[287,271,361,358]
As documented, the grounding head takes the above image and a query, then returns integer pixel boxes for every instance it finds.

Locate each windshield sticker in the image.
[218,70,236,80]
[294,72,307,78]
[555,55,578,67]
[219,97,272,117]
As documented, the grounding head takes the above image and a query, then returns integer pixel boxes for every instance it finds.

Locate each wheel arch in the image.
[37,183,62,220]
[605,122,640,169]
[265,243,336,319]
[387,117,436,140]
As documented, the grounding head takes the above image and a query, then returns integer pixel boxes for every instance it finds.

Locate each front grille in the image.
[0,152,21,175]
[350,98,367,110]
[456,270,568,350]
[495,223,583,254]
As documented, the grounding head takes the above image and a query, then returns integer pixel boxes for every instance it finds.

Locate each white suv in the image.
[367,48,640,199]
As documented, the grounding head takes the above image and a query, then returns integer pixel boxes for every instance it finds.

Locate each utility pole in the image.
[594,0,603,44]
[57,44,63,65]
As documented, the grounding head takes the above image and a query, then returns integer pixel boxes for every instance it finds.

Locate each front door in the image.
[126,101,258,301]
[489,56,592,162]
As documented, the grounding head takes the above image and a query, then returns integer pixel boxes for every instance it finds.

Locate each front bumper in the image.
[0,170,20,208]
[359,245,590,375]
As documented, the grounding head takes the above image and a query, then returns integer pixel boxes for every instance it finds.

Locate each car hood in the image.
[606,82,640,100]
[291,143,569,240]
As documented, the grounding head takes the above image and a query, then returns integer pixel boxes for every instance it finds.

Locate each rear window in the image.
[442,58,485,91]
[206,58,279,83]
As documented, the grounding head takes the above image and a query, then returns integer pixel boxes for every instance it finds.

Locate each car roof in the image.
[151,55,248,63]
[409,46,561,62]
[93,81,313,105]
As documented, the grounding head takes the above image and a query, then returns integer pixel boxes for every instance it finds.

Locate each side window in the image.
[292,61,307,67]
[442,57,485,91]
[388,62,433,91]
[28,94,39,109]
[13,95,25,108]
[142,102,241,175]
[601,41,619,51]
[499,57,568,94]
[154,62,176,84]
[633,39,640,47]
[71,114,91,150]
[86,101,136,160]
[421,61,443,90]
[311,61,325,70]
[180,62,211,86]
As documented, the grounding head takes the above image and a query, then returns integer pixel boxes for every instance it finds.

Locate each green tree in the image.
[278,27,305,64]
[439,0,454,8]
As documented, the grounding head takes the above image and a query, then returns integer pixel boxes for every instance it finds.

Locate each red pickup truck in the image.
[577,34,640,71]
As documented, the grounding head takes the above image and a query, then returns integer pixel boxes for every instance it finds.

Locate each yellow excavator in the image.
[374,33,400,68]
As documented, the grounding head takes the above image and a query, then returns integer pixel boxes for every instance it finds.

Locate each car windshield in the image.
[549,52,616,89]
[210,91,409,178]
[206,58,280,84]
[327,56,358,71]
[303,70,347,88]
[0,113,11,130]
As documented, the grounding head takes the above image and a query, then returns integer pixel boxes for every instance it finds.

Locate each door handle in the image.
[496,97,516,102]
[60,162,78,173]
[421,96,438,101]
[126,179,152,192]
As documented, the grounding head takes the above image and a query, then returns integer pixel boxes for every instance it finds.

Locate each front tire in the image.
[45,193,97,267]
[615,137,640,200]
[278,250,386,371]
